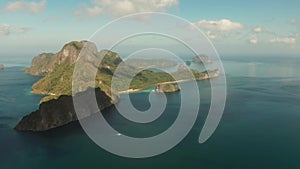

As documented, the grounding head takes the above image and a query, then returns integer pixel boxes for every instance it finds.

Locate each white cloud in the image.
[74,0,178,18]
[0,24,30,36]
[252,26,274,35]
[192,19,244,32]
[2,0,46,14]
[252,27,262,33]
[84,6,102,17]
[207,31,217,39]
[0,24,10,35]
[249,36,258,44]
[269,37,296,45]
[190,19,244,39]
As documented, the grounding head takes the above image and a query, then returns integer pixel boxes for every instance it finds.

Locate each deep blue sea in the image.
[0,56,300,169]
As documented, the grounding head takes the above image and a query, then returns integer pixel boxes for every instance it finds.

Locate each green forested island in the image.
[15,40,219,131]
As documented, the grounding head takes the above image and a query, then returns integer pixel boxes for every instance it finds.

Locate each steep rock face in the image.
[30,45,121,103]
[23,41,117,101]
[24,53,55,76]
[15,87,116,131]
[0,64,4,70]
[25,41,97,76]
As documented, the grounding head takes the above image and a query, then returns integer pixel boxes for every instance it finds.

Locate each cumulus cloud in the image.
[269,37,296,45]
[0,24,10,35]
[192,19,244,32]
[251,26,274,35]
[0,24,30,36]
[1,0,46,14]
[252,27,262,33]
[206,31,217,39]
[74,0,178,18]
[190,19,244,39]
[249,36,258,44]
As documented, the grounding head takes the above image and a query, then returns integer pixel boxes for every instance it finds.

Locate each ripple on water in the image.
[0,123,10,129]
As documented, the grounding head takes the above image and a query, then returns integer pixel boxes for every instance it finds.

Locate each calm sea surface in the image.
[0,56,300,169]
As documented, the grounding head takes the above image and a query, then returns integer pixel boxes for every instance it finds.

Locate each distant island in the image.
[123,58,178,69]
[0,64,4,71]
[192,55,212,64]
[15,41,219,131]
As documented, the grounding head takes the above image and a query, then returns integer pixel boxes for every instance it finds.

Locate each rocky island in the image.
[155,83,180,93]
[0,64,4,71]
[15,40,219,131]
[192,54,212,64]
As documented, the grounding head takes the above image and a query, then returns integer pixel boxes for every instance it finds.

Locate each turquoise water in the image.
[0,57,300,169]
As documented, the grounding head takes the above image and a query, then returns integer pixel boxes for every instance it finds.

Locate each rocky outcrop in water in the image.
[0,64,4,71]
[15,87,117,131]
[15,40,121,131]
[155,83,180,93]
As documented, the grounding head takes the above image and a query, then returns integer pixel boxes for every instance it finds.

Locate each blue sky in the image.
[0,0,299,59]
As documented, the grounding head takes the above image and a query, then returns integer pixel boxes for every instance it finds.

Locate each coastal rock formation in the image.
[155,83,180,93]
[15,87,116,131]
[16,40,220,132]
[0,64,4,71]
[24,40,217,101]
[24,53,55,76]
[204,69,219,79]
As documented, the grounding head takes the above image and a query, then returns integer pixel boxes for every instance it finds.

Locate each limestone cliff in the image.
[24,53,55,76]
[27,41,118,103]
[0,64,4,71]
[25,41,95,76]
